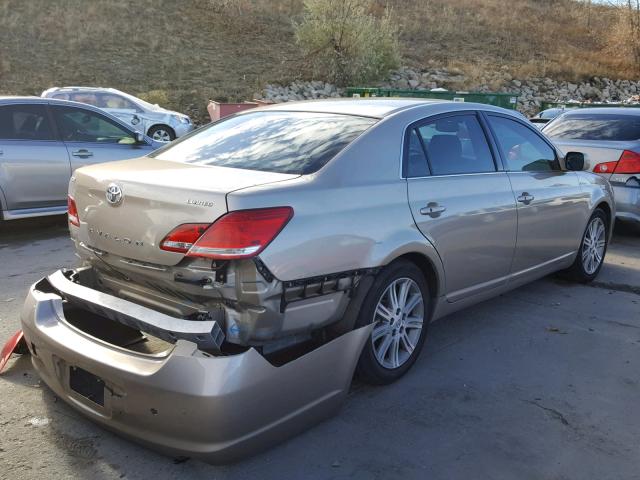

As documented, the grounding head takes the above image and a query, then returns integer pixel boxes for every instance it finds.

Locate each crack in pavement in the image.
[524,400,571,427]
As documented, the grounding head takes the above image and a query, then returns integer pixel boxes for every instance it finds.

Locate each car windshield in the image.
[544,113,640,141]
[151,111,377,174]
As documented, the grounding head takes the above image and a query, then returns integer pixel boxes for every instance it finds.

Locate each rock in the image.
[408,79,420,88]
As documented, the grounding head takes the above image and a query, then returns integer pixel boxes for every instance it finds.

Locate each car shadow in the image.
[0,215,69,243]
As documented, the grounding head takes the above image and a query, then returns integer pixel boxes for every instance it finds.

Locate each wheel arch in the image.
[594,200,613,232]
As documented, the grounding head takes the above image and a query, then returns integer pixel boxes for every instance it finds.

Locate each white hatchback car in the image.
[42,87,193,142]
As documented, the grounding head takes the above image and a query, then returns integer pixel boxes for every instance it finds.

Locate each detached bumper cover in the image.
[20,277,371,463]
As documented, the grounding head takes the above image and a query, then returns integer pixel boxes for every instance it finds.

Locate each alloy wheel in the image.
[371,277,424,369]
[152,129,172,142]
[582,216,606,275]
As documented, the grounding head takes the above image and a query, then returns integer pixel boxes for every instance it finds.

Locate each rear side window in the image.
[414,114,495,175]
[405,129,430,177]
[0,104,54,140]
[152,111,377,174]
[488,116,559,172]
[544,114,640,141]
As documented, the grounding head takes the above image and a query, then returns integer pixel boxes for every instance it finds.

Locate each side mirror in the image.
[565,152,585,171]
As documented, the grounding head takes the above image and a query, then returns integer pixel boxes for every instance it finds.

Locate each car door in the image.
[50,104,153,171]
[96,93,144,132]
[406,112,518,302]
[0,103,70,211]
[485,114,587,277]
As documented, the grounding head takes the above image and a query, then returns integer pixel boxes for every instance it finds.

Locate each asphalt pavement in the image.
[0,217,638,480]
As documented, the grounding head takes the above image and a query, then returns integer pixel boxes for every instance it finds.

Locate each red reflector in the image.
[614,150,640,174]
[188,207,293,260]
[160,223,210,253]
[67,195,79,226]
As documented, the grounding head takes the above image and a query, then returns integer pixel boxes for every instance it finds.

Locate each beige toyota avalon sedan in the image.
[19,99,614,462]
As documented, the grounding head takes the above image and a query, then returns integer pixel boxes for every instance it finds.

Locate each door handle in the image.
[420,202,446,218]
[517,192,534,205]
[72,149,93,158]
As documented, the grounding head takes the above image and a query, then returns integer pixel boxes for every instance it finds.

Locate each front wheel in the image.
[355,260,430,385]
[564,208,609,282]
[148,125,175,143]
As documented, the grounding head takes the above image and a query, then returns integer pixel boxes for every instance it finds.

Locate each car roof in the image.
[253,97,515,119]
[561,107,640,116]
[0,96,105,109]
[43,86,124,94]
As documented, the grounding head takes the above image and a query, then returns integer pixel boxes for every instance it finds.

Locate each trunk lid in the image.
[71,157,298,266]
[551,139,636,179]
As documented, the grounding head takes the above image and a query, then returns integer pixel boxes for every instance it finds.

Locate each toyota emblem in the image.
[106,183,123,206]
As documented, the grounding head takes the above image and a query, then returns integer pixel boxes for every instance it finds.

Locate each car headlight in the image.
[176,116,190,124]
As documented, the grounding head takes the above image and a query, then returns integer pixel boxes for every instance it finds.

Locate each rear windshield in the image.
[544,114,640,141]
[151,111,377,174]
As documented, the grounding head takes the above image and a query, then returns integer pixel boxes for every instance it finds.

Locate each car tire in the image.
[563,208,609,283]
[355,259,430,385]
[148,125,175,143]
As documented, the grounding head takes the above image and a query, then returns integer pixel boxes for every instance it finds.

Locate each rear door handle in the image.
[420,202,446,218]
[517,192,534,205]
[72,149,93,158]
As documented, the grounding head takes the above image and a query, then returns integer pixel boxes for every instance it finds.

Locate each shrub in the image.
[294,0,400,86]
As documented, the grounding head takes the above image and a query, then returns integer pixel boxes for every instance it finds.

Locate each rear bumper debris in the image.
[0,330,27,374]
[20,276,371,463]
[48,268,225,352]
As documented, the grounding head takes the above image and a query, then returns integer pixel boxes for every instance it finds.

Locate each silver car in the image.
[0,97,159,221]
[544,107,640,225]
[41,87,193,142]
[20,99,614,462]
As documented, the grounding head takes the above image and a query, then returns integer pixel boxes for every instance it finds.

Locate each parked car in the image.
[41,87,193,142]
[0,96,160,221]
[529,107,567,128]
[20,99,613,462]
[543,107,640,225]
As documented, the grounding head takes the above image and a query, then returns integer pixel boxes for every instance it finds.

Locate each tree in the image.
[294,0,400,86]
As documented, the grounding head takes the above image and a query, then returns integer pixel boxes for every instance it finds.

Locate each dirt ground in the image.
[0,217,639,480]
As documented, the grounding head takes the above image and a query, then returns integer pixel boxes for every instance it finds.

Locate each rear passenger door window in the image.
[414,114,496,176]
[0,104,54,141]
[52,106,135,144]
[487,115,560,171]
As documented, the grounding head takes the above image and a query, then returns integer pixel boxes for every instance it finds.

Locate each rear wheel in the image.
[564,209,608,282]
[355,260,430,385]
[148,125,175,143]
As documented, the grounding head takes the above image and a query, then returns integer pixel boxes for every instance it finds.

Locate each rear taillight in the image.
[593,161,618,174]
[593,150,640,174]
[160,207,293,260]
[159,224,209,253]
[614,150,640,174]
[67,195,79,227]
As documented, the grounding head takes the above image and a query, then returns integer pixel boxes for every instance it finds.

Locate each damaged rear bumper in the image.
[20,276,371,463]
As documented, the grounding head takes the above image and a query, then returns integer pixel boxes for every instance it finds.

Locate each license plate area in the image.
[69,366,105,407]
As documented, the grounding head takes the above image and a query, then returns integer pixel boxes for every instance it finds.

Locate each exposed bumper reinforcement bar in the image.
[20,277,372,463]
[47,269,224,351]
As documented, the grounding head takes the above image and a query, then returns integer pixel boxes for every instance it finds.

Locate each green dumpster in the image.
[380,89,519,110]
[345,87,382,98]
[345,87,519,109]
